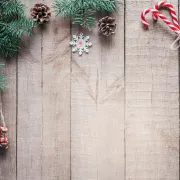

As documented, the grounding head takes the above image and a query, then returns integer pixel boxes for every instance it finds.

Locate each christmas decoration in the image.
[0,106,8,149]
[70,33,92,56]
[0,131,8,149]
[53,0,119,29]
[0,0,38,149]
[153,1,178,28]
[0,62,7,92]
[0,0,37,90]
[141,1,180,50]
[31,3,51,24]
[0,0,35,59]
[98,16,116,36]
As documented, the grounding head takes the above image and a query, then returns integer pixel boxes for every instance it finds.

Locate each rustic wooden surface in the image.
[0,0,179,180]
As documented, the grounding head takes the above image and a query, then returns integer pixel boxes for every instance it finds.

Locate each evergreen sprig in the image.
[53,0,119,29]
[0,61,7,91]
[0,0,36,91]
[0,0,35,59]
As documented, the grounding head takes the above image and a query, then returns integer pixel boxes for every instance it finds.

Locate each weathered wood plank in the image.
[41,0,71,179]
[0,58,17,180]
[71,5,125,180]
[126,0,179,179]
[17,0,43,179]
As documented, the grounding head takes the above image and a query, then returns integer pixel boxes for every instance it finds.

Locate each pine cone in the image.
[31,3,51,24]
[98,16,116,36]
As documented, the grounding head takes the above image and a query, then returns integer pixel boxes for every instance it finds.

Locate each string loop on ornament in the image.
[170,35,180,50]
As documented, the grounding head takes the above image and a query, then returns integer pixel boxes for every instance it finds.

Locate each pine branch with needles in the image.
[53,0,119,29]
[0,0,36,91]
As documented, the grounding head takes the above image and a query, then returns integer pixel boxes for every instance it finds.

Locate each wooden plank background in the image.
[0,0,179,180]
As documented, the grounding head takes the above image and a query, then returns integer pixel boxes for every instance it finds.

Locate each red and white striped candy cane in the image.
[141,8,180,34]
[153,1,179,29]
[141,8,152,28]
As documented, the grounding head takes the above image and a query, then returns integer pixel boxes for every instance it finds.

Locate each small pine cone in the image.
[31,3,51,24]
[98,16,116,36]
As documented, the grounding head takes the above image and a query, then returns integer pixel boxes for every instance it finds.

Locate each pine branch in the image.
[85,0,119,12]
[53,0,80,17]
[53,0,119,28]
[0,0,35,59]
[72,9,96,29]
[0,0,36,91]
[0,61,7,91]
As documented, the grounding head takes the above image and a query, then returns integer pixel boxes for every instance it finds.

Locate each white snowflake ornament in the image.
[70,33,92,56]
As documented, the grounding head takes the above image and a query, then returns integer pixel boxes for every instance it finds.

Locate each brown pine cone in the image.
[98,16,116,36]
[31,3,51,24]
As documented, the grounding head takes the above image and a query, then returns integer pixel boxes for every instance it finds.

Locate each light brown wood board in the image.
[0,0,179,180]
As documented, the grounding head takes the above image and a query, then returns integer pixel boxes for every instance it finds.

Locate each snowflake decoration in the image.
[70,33,92,56]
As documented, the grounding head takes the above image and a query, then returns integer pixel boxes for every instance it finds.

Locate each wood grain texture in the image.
[41,0,71,179]
[0,0,179,179]
[125,0,179,179]
[17,0,43,179]
[0,58,17,180]
[71,5,125,180]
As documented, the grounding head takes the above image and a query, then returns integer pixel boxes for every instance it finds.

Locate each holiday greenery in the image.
[0,0,35,90]
[0,0,35,59]
[0,62,6,91]
[53,0,119,29]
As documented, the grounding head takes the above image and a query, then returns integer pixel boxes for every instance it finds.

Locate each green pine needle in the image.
[0,0,36,91]
[0,61,7,92]
[53,0,119,29]
[0,0,36,59]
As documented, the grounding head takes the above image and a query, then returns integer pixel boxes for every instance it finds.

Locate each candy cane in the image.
[153,1,179,29]
[141,8,180,34]
[141,2,180,50]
